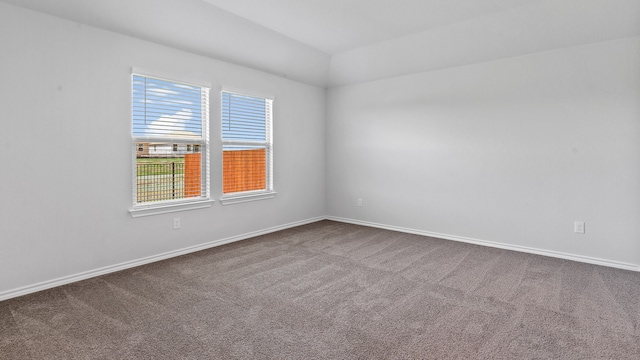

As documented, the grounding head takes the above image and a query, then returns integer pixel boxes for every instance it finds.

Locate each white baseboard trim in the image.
[0,216,325,302]
[326,216,640,273]
[4,215,637,302]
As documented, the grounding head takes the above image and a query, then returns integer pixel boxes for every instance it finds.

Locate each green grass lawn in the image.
[136,157,184,176]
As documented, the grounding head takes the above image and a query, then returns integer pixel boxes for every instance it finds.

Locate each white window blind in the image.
[221,91,273,194]
[132,72,210,206]
[133,75,207,140]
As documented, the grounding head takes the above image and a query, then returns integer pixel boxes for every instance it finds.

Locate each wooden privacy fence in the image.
[223,148,266,194]
[183,153,201,198]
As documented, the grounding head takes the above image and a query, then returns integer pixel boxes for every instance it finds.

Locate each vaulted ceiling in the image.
[202,0,543,54]
[2,0,639,87]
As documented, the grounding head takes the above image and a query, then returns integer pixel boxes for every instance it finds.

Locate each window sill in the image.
[129,199,214,218]
[220,191,277,205]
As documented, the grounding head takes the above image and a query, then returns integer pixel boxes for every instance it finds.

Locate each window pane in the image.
[132,72,209,206]
[221,92,267,141]
[136,142,203,203]
[221,91,272,195]
[222,145,266,194]
[133,75,203,139]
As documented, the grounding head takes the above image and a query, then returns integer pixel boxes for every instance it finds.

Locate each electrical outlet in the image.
[574,221,585,234]
[173,218,181,230]
[357,198,363,207]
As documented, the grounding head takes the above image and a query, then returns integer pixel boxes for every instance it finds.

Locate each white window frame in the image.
[129,68,213,217]
[220,89,276,205]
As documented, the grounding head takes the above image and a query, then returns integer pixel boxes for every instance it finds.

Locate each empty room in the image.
[1,0,639,358]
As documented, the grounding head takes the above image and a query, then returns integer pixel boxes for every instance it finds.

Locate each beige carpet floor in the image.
[1,220,640,359]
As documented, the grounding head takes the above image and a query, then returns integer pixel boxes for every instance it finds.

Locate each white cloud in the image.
[146,109,199,137]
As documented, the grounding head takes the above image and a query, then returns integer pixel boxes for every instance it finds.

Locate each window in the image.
[221,91,274,203]
[130,70,212,216]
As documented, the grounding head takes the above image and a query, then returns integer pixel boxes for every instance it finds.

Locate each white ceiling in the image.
[202,0,542,54]
[2,0,639,87]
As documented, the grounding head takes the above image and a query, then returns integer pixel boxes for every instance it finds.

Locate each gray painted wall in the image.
[327,36,640,267]
[0,4,326,296]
